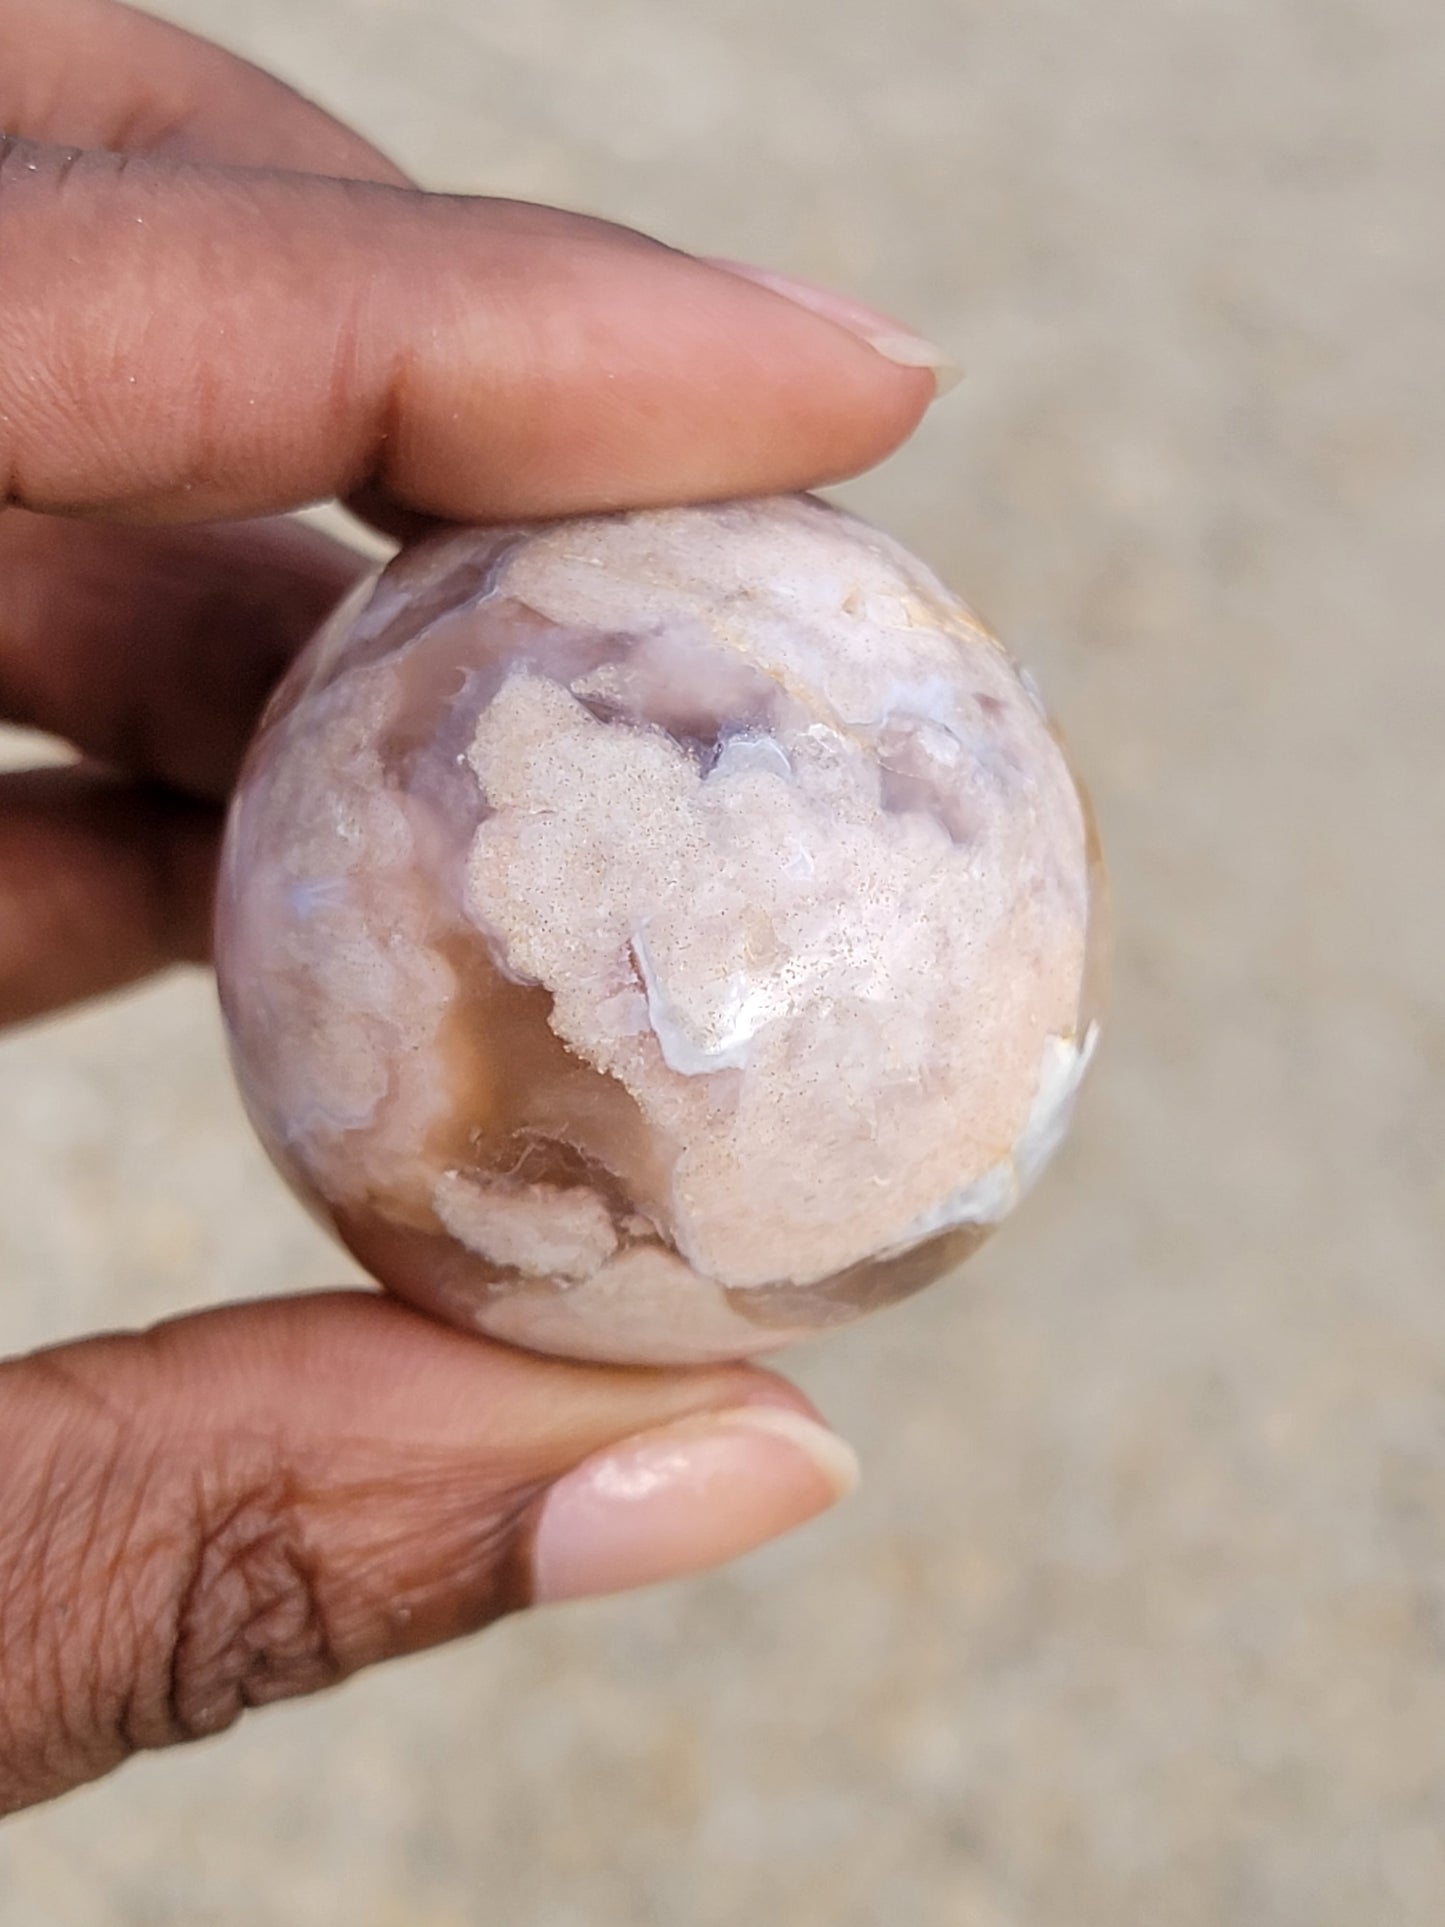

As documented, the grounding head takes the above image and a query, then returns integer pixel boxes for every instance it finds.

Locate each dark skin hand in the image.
[0,0,950,1816]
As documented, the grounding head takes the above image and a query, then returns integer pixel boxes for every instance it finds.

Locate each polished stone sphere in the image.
[215,494,1103,1364]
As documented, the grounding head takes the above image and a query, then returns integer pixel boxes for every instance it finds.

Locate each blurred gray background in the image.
[3,0,1444,1922]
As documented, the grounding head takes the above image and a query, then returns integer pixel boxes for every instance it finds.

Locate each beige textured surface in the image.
[3,0,1443,1921]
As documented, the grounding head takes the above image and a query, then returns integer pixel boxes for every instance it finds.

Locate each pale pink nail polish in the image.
[532,1405,860,1604]
[703,257,962,396]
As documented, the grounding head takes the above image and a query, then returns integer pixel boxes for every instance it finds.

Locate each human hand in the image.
[0,0,950,1815]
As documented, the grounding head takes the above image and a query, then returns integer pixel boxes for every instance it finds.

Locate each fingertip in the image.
[530,1402,858,1604]
[701,256,961,399]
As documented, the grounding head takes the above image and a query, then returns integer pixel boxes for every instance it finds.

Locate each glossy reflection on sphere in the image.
[215,494,1102,1364]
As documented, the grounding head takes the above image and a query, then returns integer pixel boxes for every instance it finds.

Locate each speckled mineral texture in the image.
[216,494,1101,1362]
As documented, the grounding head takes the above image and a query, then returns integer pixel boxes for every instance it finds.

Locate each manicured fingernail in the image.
[532,1404,860,1604]
[704,257,962,397]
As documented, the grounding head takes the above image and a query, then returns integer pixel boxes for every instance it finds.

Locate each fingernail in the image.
[704,257,962,397]
[532,1404,860,1604]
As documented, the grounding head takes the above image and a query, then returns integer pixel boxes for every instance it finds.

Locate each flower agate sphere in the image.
[216,495,1102,1365]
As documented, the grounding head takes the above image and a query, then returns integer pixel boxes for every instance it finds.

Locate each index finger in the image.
[0,137,947,524]
[0,0,409,183]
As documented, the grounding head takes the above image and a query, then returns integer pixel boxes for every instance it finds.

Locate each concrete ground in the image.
[3,0,1443,1921]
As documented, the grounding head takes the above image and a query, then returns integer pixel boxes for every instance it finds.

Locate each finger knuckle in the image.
[154,1466,343,1745]
[0,1357,346,1810]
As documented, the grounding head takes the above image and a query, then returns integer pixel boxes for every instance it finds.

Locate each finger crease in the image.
[151,1469,343,1748]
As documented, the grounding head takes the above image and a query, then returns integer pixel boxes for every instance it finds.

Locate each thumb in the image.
[0,1291,855,1816]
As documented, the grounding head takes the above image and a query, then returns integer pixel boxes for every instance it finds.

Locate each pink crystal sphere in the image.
[216,495,1103,1364]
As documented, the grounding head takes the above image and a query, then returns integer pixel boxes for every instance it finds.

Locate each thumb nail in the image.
[703,257,962,396]
[531,1404,860,1604]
